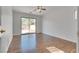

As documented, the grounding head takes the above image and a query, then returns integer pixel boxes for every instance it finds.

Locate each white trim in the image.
[6,35,13,52]
[13,33,20,36]
[43,33,76,43]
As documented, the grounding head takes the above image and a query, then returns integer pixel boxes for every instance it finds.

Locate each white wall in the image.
[0,7,1,52]
[0,7,1,25]
[43,6,77,43]
[13,11,42,35]
[77,7,79,52]
[0,6,13,52]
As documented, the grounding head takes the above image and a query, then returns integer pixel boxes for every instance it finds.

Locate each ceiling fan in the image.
[37,6,46,10]
[30,6,46,14]
[36,6,46,13]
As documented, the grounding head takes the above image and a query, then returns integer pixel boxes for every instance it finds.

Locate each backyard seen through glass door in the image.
[21,17,36,34]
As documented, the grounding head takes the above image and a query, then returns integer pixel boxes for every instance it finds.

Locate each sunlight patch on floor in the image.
[46,46,64,53]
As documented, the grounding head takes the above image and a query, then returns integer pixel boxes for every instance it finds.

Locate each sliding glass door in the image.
[21,17,36,34]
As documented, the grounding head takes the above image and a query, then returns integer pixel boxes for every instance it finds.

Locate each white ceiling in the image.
[13,6,74,15]
[13,6,49,15]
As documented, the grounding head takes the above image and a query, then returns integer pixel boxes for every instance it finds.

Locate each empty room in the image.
[0,6,78,53]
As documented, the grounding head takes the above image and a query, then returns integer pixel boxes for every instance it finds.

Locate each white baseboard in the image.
[43,33,76,43]
[6,35,13,52]
[13,32,42,36]
[13,34,20,36]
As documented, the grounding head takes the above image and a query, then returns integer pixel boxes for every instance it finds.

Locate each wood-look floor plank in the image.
[8,33,76,53]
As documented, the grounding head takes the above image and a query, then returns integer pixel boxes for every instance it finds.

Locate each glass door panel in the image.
[21,17,36,34]
[30,19,36,33]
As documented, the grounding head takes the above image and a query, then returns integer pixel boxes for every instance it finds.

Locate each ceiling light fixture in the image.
[30,6,46,15]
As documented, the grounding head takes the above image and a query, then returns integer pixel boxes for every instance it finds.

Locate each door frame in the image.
[20,17,37,35]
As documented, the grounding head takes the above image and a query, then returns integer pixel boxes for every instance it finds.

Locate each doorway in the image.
[21,17,36,34]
